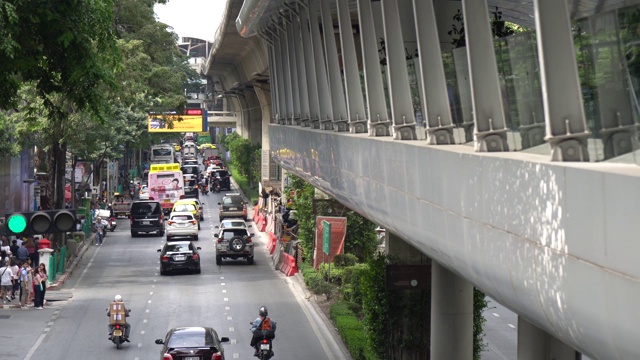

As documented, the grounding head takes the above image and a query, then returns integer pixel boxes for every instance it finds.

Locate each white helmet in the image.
[114,294,122,302]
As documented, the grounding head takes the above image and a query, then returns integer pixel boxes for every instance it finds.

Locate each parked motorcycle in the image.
[108,217,117,232]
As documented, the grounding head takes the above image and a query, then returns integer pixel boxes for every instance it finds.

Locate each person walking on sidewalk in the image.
[37,263,47,307]
[19,261,32,309]
[10,258,20,300]
[16,243,29,264]
[0,260,14,304]
[33,268,44,309]
[95,217,105,246]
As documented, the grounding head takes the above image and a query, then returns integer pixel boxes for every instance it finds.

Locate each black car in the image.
[183,174,199,199]
[158,240,201,275]
[212,170,231,191]
[130,200,164,237]
[155,327,229,360]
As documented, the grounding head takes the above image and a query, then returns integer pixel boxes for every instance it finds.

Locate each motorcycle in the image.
[257,338,274,359]
[111,323,125,349]
[200,184,209,195]
[108,217,117,232]
[212,178,221,193]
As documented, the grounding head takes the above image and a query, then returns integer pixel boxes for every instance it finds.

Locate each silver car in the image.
[214,227,254,265]
[217,193,247,221]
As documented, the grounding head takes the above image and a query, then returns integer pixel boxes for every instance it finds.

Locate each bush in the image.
[330,302,379,360]
[340,263,369,303]
[333,253,358,267]
[318,262,343,284]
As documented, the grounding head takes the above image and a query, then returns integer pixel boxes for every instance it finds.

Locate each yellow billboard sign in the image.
[148,112,203,132]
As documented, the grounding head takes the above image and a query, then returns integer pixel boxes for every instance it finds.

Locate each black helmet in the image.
[259,306,268,317]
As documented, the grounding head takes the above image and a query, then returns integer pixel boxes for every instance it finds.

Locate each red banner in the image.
[313,216,347,269]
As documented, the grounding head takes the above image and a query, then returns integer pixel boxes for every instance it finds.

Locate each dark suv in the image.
[215,227,255,265]
[130,200,164,237]
[218,193,247,221]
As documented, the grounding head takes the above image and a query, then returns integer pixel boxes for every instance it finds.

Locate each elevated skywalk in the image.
[207,110,238,128]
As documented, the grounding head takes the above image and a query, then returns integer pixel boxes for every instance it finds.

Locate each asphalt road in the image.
[2,189,347,360]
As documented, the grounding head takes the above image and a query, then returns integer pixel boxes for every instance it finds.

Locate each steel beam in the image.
[293,4,311,127]
[320,0,348,132]
[285,13,302,125]
[309,0,333,129]
[300,4,322,129]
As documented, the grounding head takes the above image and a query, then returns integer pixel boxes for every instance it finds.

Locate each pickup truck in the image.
[112,194,132,218]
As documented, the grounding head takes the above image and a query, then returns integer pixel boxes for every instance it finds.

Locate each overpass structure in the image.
[205,1,640,359]
[207,110,239,128]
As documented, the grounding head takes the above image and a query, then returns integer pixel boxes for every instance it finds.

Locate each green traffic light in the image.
[7,214,28,234]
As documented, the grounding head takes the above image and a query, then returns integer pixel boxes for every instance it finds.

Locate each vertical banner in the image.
[322,220,331,255]
[313,216,347,269]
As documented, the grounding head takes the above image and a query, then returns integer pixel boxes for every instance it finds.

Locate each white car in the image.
[166,212,199,241]
[139,185,149,200]
[216,219,251,229]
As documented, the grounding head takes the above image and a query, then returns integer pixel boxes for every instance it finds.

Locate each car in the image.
[171,202,199,228]
[218,193,247,221]
[214,226,255,265]
[174,198,204,221]
[166,212,199,240]
[217,219,251,229]
[130,200,164,237]
[205,165,221,177]
[157,240,201,275]
[182,174,199,200]
[212,169,231,191]
[155,327,229,359]
[139,185,149,200]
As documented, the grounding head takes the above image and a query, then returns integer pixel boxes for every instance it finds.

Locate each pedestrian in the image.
[9,239,19,257]
[19,261,32,309]
[10,258,19,300]
[16,243,29,264]
[95,217,105,245]
[1,235,11,256]
[0,260,13,304]
[32,268,43,309]
[38,263,47,307]
[23,237,37,266]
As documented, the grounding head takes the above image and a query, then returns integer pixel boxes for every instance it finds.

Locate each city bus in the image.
[148,163,184,215]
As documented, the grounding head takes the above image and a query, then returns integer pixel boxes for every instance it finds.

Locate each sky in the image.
[154,0,227,42]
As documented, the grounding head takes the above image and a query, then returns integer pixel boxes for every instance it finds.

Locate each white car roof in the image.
[169,211,195,218]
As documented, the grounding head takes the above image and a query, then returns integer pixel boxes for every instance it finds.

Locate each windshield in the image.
[167,329,214,347]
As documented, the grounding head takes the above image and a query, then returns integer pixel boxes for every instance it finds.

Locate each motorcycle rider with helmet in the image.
[250,306,276,357]
[107,294,131,342]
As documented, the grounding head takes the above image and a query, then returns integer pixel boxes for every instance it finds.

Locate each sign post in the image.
[322,220,331,281]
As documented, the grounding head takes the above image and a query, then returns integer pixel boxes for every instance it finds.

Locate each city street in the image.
[2,190,344,360]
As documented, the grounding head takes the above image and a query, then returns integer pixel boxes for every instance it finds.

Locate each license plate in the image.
[260,343,270,350]
[174,255,186,260]
[164,199,171,203]
[113,330,122,336]
[142,221,150,225]
[185,357,199,360]
[229,207,237,211]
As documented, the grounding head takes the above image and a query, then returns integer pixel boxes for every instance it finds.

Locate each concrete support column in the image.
[534,0,590,161]
[292,4,310,127]
[337,0,367,134]
[308,0,333,129]
[300,5,321,129]
[255,85,275,183]
[381,0,423,140]
[285,13,301,125]
[431,261,473,360]
[357,0,391,136]
[518,317,580,360]
[413,0,455,145]
[320,0,348,132]
[462,0,509,152]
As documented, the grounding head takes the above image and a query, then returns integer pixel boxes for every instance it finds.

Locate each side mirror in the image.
[220,337,230,343]
[217,202,221,205]
[250,233,255,237]
[155,339,164,345]
[214,226,219,229]
[214,234,219,238]
[196,247,202,250]
[248,225,252,228]
[157,249,162,252]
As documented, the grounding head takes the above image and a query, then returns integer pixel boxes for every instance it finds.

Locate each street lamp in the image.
[23,178,37,211]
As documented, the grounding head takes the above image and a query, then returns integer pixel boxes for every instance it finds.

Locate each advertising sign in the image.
[148,109,204,132]
[322,220,331,255]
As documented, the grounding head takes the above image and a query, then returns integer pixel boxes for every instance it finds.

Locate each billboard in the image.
[148,109,204,132]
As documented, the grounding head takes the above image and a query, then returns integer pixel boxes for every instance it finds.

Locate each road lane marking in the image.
[229,327,234,332]
[224,298,228,302]
[227,316,232,320]
[225,306,230,311]
[221,283,225,286]
[143,319,148,323]
[70,243,103,290]
[146,309,150,313]
[141,330,145,334]
[492,313,500,317]
[508,324,516,329]
[222,289,227,293]
[150,292,153,295]
[23,333,46,360]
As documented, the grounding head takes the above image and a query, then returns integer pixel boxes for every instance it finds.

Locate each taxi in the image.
[198,143,214,150]
[173,198,204,221]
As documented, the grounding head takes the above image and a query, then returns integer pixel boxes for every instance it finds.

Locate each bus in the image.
[150,144,175,164]
[148,163,184,215]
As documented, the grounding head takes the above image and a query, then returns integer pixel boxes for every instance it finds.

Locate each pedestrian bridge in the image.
[205,1,640,359]
[207,111,238,128]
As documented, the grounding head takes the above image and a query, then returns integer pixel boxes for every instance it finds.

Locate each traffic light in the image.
[4,210,76,236]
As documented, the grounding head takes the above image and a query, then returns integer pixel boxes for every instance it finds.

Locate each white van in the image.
[182,141,197,159]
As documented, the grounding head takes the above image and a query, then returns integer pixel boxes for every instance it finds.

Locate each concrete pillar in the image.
[518,317,580,360]
[255,85,275,183]
[320,0,348,131]
[413,0,455,145]
[431,261,473,360]
[357,0,391,136]
[462,0,509,152]
[534,0,590,161]
[308,0,333,129]
[380,0,423,140]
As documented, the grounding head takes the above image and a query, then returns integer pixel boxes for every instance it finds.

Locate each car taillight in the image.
[163,354,173,360]
[192,254,199,261]
[246,237,252,243]
[161,256,169,262]
[211,352,223,360]
[167,221,174,226]
[129,217,133,225]
[262,339,269,344]
[217,238,223,243]
[160,213,164,222]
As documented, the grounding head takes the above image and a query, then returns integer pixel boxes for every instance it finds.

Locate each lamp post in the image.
[23,178,37,211]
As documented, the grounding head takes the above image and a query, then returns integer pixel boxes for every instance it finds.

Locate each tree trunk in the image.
[48,140,67,247]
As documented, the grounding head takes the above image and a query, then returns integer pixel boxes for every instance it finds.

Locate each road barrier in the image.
[268,233,277,255]
[279,253,298,276]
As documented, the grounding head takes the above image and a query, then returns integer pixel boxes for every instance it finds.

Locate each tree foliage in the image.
[222,131,261,188]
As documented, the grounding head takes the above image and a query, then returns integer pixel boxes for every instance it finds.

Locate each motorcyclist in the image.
[250,306,276,357]
[211,176,220,192]
[107,294,131,342]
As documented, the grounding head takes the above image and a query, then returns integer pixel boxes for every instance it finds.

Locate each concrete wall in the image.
[269,124,640,360]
